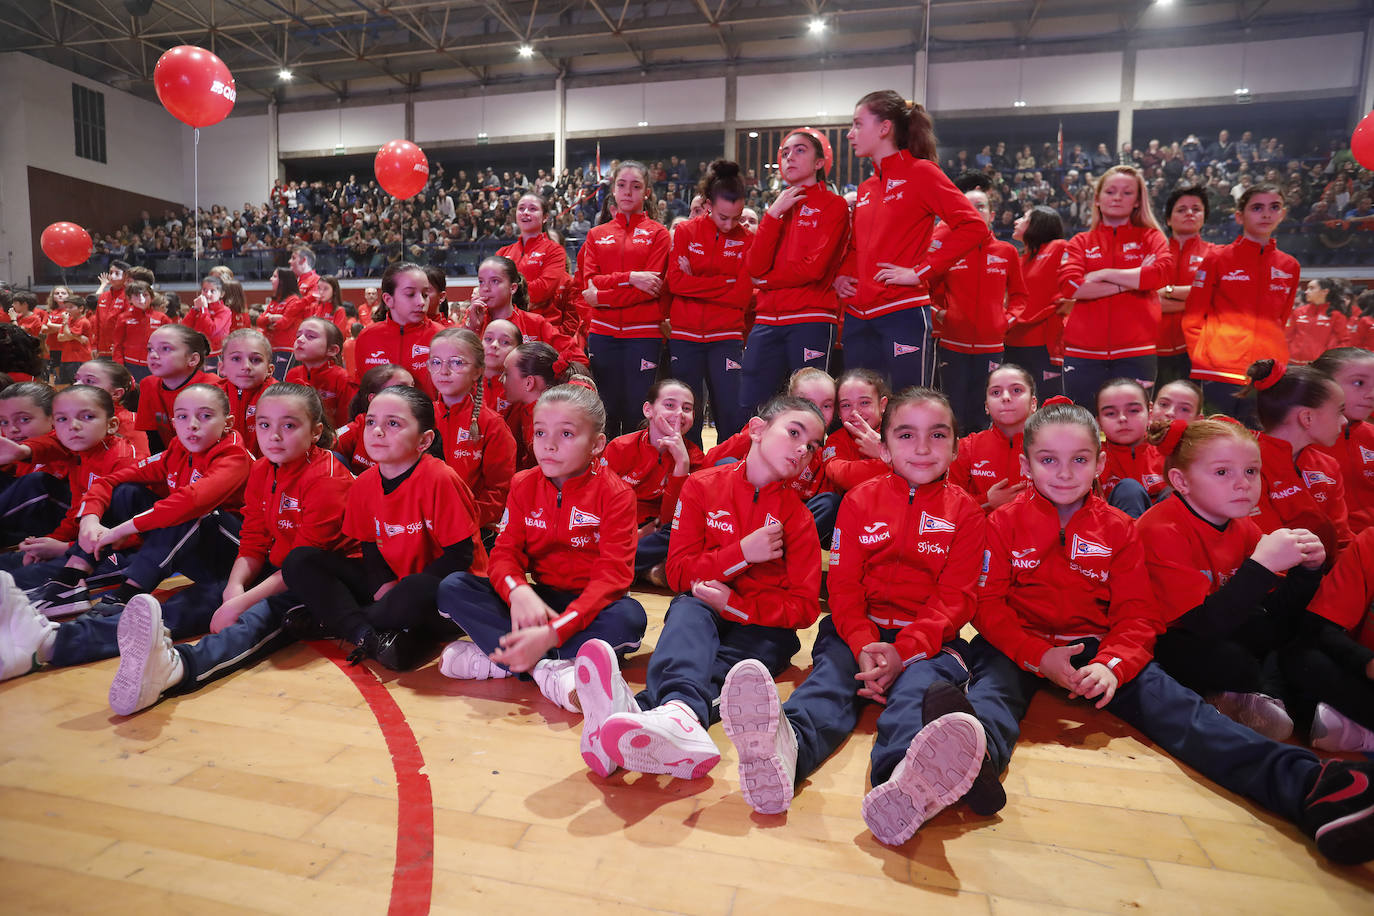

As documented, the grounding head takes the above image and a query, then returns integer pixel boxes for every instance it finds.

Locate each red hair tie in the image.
[566,376,597,393]
[1254,361,1287,391]
[1157,419,1189,457]
[1041,395,1075,408]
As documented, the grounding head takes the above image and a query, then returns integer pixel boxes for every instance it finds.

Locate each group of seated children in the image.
[0,263,1372,867]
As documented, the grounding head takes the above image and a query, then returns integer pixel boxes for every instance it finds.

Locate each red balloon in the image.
[375,140,430,200]
[1353,110,1374,171]
[40,222,93,268]
[154,45,236,128]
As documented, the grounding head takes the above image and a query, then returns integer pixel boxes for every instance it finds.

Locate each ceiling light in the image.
[638,120,649,127]
[1234,87,1250,95]
[517,44,534,58]
[1013,99,1028,108]
[477,131,488,139]
[808,18,826,34]
[278,68,293,82]
[748,131,759,139]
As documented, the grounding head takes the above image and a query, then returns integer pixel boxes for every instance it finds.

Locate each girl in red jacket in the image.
[1282,527,1374,752]
[255,267,305,380]
[600,378,705,585]
[334,364,415,474]
[135,324,217,454]
[101,384,355,714]
[286,317,355,428]
[1149,378,1202,425]
[583,395,827,781]
[576,160,670,438]
[306,274,349,335]
[742,130,847,413]
[183,273,232,370]
[75,358,148,457]
[948,364,1035,512]
[1311,347,1374,534]
[283,386,486,670]
[355,262,444,399]
[1246,359,1352,559]
[1139,418,1324,740]
[3,383,252,679]
[822,368,890,493]
[437,385,645,721]
[501,341,560,471]
[1155,185,1213,388]
[218,328,274,459]
[1286,279,1344,365]
[667,160,754,445]
[0,381,69,545]
[481,318,521,415]
[959,399,1374,866]
[496,193,572,331]
[428,328,516,542]
[1057,165,1174,406]
[112,280,171,382]
[461,255,586,371]
[719,387,991,845]
[1095,378,1165,518]
[837,91,989,390]
[1007,206,1069,397]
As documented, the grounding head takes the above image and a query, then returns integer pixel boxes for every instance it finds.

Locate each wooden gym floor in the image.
[1,586,1373,915]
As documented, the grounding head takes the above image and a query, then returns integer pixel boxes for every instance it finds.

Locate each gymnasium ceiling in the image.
[2,0,1370,110]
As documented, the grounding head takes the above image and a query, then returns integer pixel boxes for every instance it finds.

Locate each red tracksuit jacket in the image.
[1314,420,1374,534]
[1255,432,1352,558]
[1136,493,1263,625]
[9,432,78,481]
[285,363,356,428]
[95,288,127,354]
[829,474,986,662]
[1058,224,1174,360]
[183,302,232,356]
[135,370,219,448]
[47,436,138,541]
[1183,237,1300,385]
[948,426,1030,508]
[930,231,1028,354]
[975,488,1160,686]
[434,393,517,530]
[840,151,989,321]
[705,427,831,500]
[1006,239,1070,353]
[600,428,707,525]
[1306,527,1374,649]
[1158,235,1212,357]
[747,183,848,326]
[574,211,670,339]
[1099,439,1166,499]
[1285,303,1339,364]
[667,214,754,342]
[496,235,569,319]
[112,308,171,367]
[79,430,253,533]
[355,317,442,398]
[666,459,822,630]
[237,447,356,569]
[220,379,267,459]
[820,427,887,493]
[57,316,93,364]
[343,454,486,578]
[489,465,637,646]
[116,407,150,459]
[333,414,376,475]
[257,296,308,350]
[469,307,586,372]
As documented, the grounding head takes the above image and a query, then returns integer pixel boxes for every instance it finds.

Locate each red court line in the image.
[312,640,434,916]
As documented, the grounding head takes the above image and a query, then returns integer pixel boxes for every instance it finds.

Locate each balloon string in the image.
[194,127,200,281]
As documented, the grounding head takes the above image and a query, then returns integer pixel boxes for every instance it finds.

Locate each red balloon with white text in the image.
[375,140,430,199]
[154,45,236,128]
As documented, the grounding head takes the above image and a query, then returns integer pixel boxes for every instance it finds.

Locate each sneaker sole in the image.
[601,712,721,780]
[862,712,986,847]
[575,640,625,778]
[721,660,793,815]
[109,595,163,717]
[922,681,1007,817]
[1315,801,1374,866]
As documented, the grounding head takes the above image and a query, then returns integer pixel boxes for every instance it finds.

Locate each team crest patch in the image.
[640,359,657,371]
[919,512,956,534]
[279,494,299,511]
[803,348,825,361]
[725,358,742,370]
[764,513,781,528]
[894,342,919,356]
[1302,469,1336,487]
[1070,534,1112,560]
[569,506,600,527]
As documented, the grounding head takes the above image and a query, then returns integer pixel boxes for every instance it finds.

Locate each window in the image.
[73,84,107,163]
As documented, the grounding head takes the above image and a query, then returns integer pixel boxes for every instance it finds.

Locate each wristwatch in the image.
[1164,284,1175,298]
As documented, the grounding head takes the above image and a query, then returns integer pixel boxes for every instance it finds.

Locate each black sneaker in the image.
[922,679,1007,816]
[1301,759,1374,865]
[26,579,92,617]
[372,629,430,671]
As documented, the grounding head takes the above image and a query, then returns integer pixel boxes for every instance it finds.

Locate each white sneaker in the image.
[1211,691,1294,742]
[109,594,184,716]
[601,701,721,780]
[438,640,511,680]
[0,571,57,681]
[1311,702,1374,752]
[574,639,640,777]
[721,659,797,814]
[862,711,987,847]
[532,658,580,712]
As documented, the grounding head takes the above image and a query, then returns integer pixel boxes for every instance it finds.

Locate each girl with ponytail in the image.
[496,194,577,337]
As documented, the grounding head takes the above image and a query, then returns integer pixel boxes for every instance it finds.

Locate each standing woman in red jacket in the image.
[496,193,573,334]
[256,268,306,381]
[1155,185,1212,388]
[575,160,670,439]
[837,91,989,390]
[667,159,754,445]
[1006,207,1070,397]
[742,129,847,413]
[1057,165,1174,406]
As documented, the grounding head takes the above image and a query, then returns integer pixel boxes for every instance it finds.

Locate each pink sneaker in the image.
[721,659,797,814]
[862,712,987,846]
[601,702,721,780]
[574,639,639,777]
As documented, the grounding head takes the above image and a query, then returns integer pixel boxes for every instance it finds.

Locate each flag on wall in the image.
[1057,121,1064,167]
[596,141,602,178]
